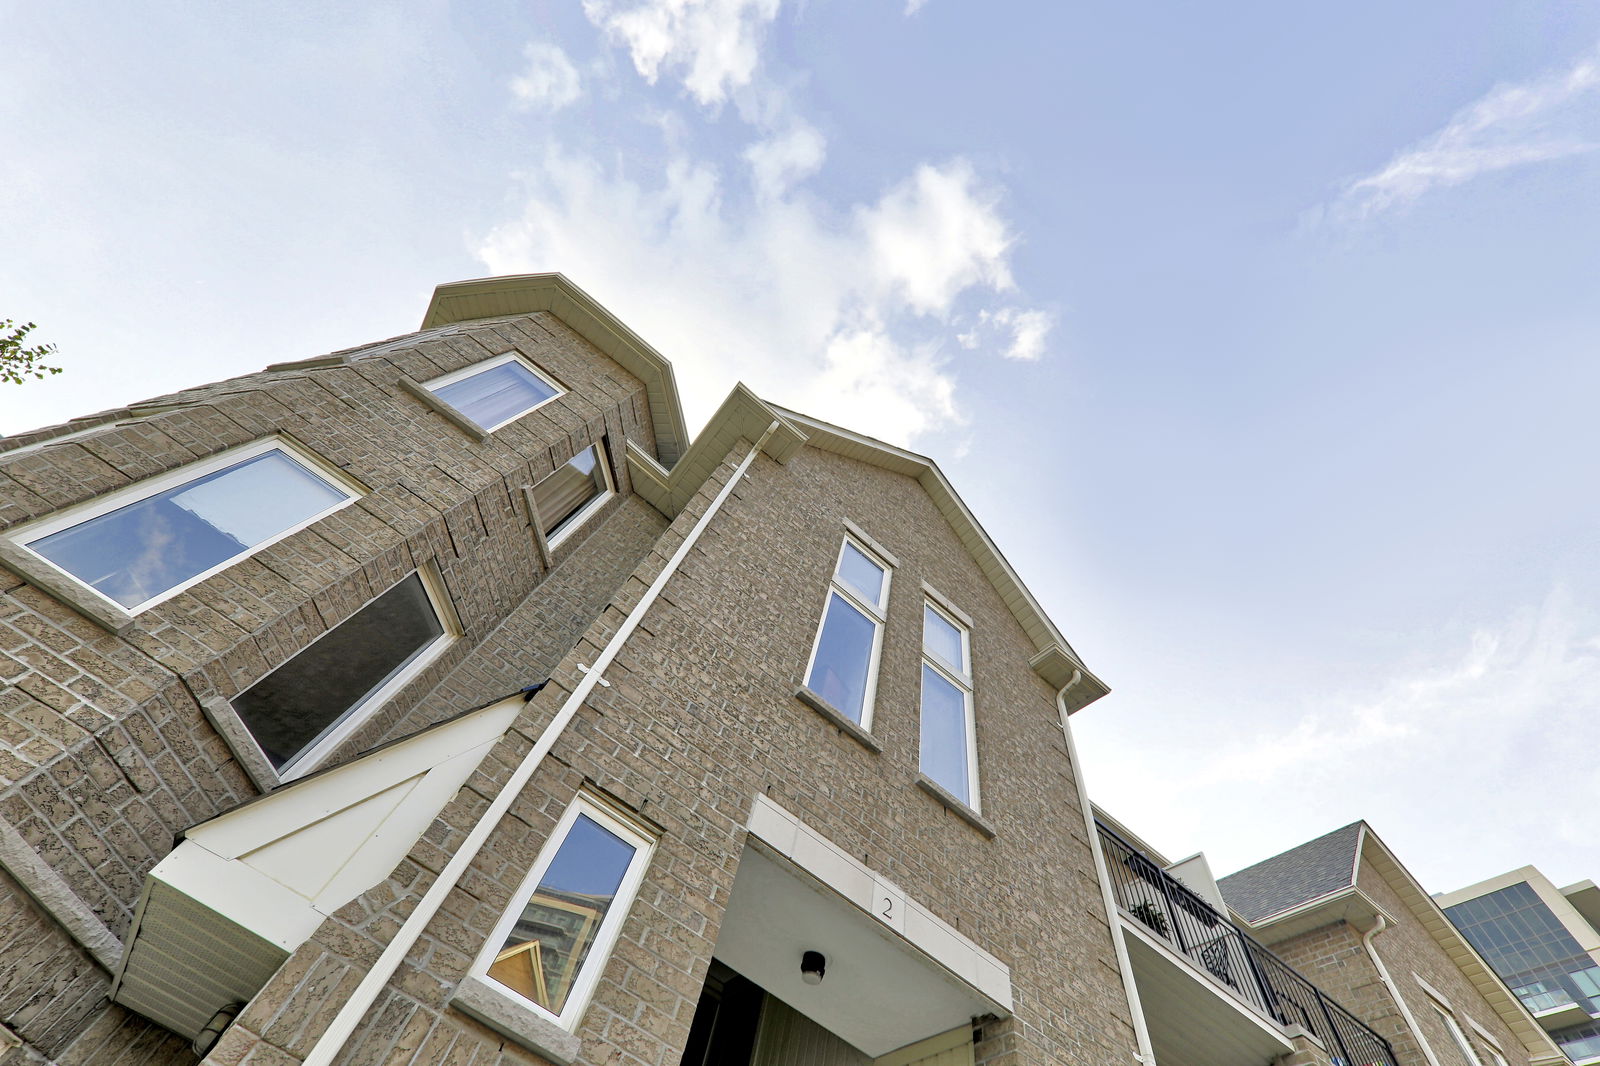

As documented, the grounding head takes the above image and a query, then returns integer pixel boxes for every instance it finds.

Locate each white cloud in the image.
[583,0,782,107]
[1321,46,1600,223]
[1078,585,1600,887]
[476,148,1022,443]
[860,160,1014,316]
[510,42,583,111]
[1190,591,1599,789]
[981,307,1053,361]
[743,122,826,200]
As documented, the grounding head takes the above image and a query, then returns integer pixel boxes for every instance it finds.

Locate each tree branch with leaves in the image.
[1,320,62,385]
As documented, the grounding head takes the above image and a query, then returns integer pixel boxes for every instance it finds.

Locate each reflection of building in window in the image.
[493,888,609,1011]
[482,805,651,1022]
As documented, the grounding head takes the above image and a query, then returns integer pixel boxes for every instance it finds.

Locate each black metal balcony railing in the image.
[1097,821,1399,1066]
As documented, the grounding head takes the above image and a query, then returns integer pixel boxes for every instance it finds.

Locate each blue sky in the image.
[4,1,1599,894]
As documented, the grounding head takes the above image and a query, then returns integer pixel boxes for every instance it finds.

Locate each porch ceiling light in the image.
[801,950,827,985]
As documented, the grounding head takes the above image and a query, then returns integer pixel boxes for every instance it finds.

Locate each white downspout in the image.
[1362,915,1444,1066]
[299,423,782,1066]
[1057,670,1157,1066]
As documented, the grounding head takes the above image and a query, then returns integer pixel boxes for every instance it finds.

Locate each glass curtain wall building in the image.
[1441,870,1600,1064]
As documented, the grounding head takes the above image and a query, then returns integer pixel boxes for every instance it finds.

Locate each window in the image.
[8,438,357,614]
[423,353,563,432]
[530,444,614,546]
[802,536,891,728]
[474,796,654,1028]
[231,566,459,776]
[1431,1005,1484,1066]
[920,600,978,807]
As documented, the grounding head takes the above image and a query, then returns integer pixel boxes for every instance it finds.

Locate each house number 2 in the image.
[872,879,905,932]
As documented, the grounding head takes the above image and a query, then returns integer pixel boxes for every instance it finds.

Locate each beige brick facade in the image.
[0,276,1548,1066]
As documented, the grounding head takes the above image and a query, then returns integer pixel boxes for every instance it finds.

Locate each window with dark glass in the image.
[232,571,449,772]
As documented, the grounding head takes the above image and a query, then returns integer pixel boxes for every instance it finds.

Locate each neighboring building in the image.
[1439,867,1600,1064]
[1214,823,1566,1066]
[0,273,1532,1066]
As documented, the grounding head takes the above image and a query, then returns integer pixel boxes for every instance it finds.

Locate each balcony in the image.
[1097,821,1398,1066]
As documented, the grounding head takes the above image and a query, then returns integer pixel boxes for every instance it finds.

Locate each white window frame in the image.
[4,435,362,617]
[801,533,893,731]
[422,352,565,433]
[1466,1020,1508,1066]
[470,794,656,1031]
[250,561,462,781]
[538,442,617,549]
[1425,997,1485,1066]
[919,596,980,811]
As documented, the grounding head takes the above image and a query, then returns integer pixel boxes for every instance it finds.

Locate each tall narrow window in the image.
[531,444,614,546]
[9,438,357,614]
[231,566,459,776]
[476,796,655,1028]
[803,536,891,728]
[423,354,563,432]
[920,601,978,807]
[1432,1005,1485,1066]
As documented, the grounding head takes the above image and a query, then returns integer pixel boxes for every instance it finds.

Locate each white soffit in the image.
[725,795,1010,1057]
[419,273,691,467]
[113,698,522,1038]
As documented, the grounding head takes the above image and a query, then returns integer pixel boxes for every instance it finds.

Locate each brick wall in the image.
[1262,857,1534,1066]
[209,440,1140,1066]
[0,311,659,1064]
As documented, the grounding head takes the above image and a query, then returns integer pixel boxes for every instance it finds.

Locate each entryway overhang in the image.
[720,796,1011,1059]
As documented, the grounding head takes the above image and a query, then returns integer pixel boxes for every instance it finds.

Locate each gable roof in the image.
[1221,823,1566,1066]
[1218,822,1363,923]
[625,389,1109,710]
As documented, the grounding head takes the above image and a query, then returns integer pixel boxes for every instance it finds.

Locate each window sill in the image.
[450,976,581,1065]
[397,376,489,442]
[915,774,996,839]
[794,686,881,753]
[0,538,137,635]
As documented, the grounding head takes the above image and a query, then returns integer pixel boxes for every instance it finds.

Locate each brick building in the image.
[1215,824,1566,1066]
[0,275,1555,1066]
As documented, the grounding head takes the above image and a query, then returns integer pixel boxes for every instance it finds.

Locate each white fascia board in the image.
[770,405,1109,710]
